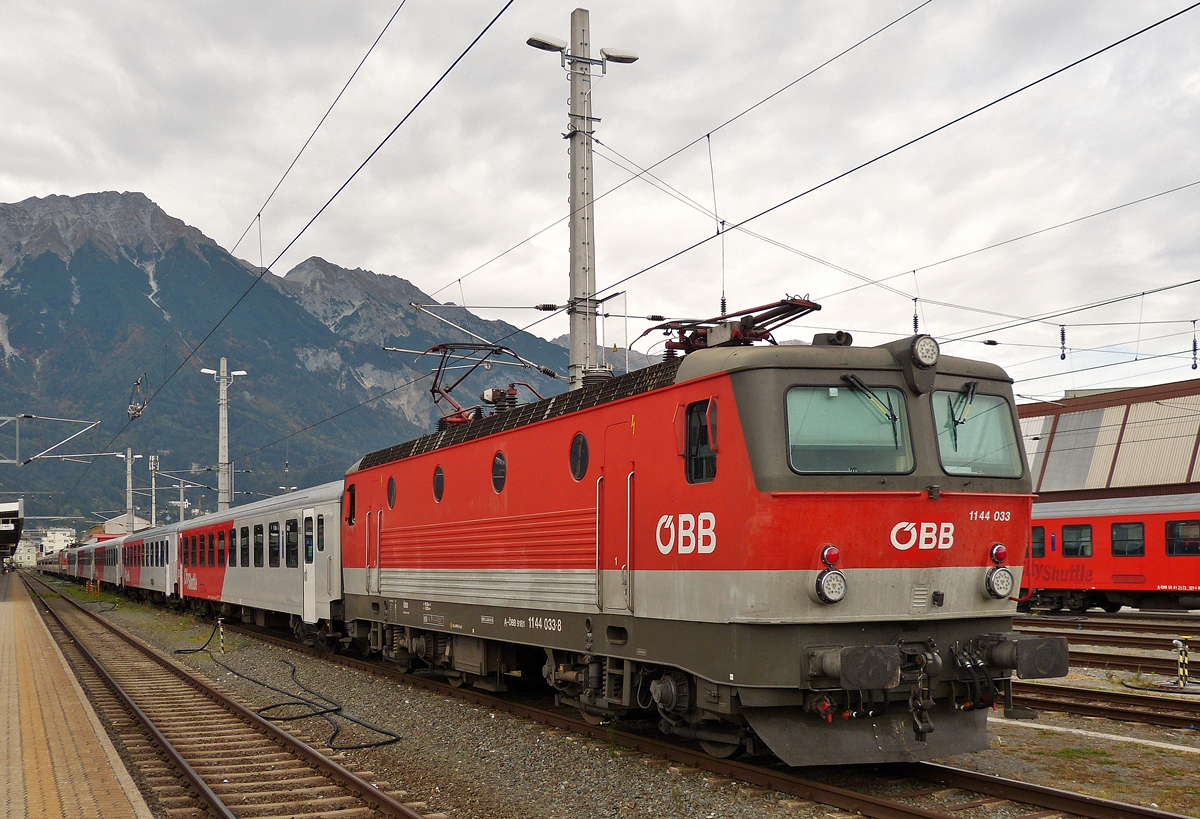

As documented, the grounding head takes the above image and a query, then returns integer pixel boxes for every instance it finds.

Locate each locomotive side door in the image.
[601,420,635,612]
[302,509,317,624]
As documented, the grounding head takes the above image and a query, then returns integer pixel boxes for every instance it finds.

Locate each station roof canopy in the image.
[1019,378,1200,502]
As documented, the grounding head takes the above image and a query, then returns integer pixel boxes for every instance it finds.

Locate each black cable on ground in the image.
[175,623,399,749]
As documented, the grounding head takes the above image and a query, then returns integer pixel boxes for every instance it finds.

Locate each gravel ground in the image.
[45,578,1200,819]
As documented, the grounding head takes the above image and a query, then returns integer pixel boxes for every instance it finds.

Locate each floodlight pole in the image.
[124,448,134,534]
[529,9,637,390]
[148,455,159,526]
[568,8,598,390]
[202,357,247,512]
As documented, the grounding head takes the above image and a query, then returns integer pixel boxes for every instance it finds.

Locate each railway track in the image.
[1016,612,1200,636]
[22,573,429,819]
[35,572,1195,819]
[1012,681,1200,729]
[201,609,1191,819]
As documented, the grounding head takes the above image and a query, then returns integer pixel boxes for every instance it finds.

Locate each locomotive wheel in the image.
[579,708,607,725]
[699,739,742,759]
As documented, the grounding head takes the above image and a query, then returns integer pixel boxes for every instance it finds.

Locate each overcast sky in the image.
[1,1,1198,402]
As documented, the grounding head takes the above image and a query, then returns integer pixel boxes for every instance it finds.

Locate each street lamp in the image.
[528,8,637,390]
[200,358,247,512]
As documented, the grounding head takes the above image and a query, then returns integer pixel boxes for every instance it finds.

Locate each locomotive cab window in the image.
[686,400,717,483]
[345,484,356,525]
[932,387,1023,477]
[1062,524,1093,557]
[1111,522,1144,557]
[1166,520,1200,556]
[786,385,912,474]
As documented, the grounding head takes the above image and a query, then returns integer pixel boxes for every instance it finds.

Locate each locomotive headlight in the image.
[910,335,940,368]
[984,565,1015,599]
[815,569,847,604]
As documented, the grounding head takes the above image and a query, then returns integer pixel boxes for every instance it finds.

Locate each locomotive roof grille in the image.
[355,357,683,472]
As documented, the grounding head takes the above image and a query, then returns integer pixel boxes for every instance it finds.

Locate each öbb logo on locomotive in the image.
[890,521,954,551]
[655,512,716,554]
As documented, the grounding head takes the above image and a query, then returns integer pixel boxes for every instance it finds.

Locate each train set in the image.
[38,302,1070,766]
[1020,493,1200,613]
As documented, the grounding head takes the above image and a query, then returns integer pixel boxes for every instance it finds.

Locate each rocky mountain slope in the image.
[0,192,567,522]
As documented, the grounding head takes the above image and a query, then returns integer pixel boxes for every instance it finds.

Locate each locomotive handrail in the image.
[624,469,634,611]
[595,475,604,611]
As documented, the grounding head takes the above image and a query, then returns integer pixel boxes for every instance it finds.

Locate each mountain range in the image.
[0,191,571,524]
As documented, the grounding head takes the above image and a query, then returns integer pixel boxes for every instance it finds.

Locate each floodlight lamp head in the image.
[600,47,638,64]
[527,33,567,52]
[200,368,217,375]
[231,370,248,376]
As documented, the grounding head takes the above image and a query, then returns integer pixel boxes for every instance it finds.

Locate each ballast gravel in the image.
[52,583,1200,818]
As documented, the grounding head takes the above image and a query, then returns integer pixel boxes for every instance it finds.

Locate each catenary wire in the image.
[58,2,514,508]
[226,2,410,257]
[589,2,1200,306]
[426,0,934,301]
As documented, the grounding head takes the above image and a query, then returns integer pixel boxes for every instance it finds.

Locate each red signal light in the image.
[990,543,1008,565]
[821,545,841,567]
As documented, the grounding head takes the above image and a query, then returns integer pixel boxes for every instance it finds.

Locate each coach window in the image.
[254,525,265,567]
[285,519,299,568]
[304,516,314,564]
[387,476,396,509]
[269,522,281,568]
[317,515,325,551]
[1111,522,1144,557]
[209,533,216,567]
[1062,524,1093,557]
[218,530,226,567]
[1166,520,1200,556]
[241,527,251,567]
[433,466,445,502]
[492,451,506,493]
[199,534,206,567]
[228,529,236,567]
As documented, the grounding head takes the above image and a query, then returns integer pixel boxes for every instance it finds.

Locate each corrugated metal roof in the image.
[1037,407,1122,492]
[1020,415,1052,489]
[1109,396,1200,487]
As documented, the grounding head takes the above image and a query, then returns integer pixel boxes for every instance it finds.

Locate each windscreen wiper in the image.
[841,374,899,447]
[947,380,979,451]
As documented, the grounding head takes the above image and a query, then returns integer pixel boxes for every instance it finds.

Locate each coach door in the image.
[600,420,635,612]
[302,510,317,623]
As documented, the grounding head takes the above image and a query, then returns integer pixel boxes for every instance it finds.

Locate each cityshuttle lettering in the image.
[1028,564,1093,584]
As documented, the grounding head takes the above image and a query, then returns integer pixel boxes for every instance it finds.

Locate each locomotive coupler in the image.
[908,670,935,741]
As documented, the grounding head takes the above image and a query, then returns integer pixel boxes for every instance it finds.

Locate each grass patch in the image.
[1041,748,1113,760]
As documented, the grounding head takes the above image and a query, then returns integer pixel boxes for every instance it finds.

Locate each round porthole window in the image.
[570,433,589,481]
[433,465,444,502]
[492,451,506,493]
[387,476,396,509]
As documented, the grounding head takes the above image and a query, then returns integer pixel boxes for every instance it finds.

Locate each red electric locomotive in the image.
[337,301,1068,765]
[1022,493,1200,612]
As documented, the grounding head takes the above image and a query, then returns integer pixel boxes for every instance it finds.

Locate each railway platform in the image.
[0,571,152,819]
